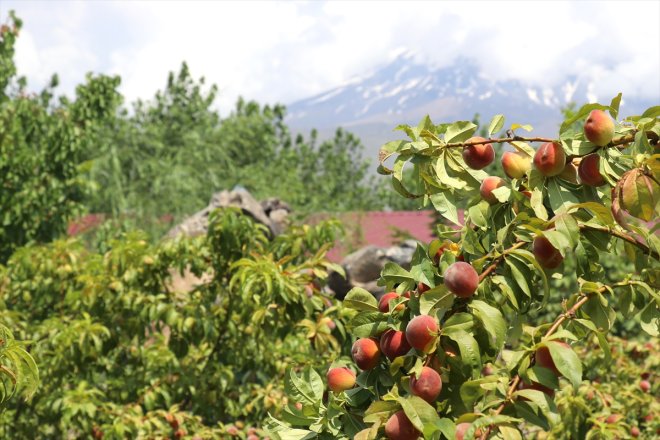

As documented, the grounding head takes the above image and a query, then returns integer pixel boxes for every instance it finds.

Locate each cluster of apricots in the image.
[324,110,618,439]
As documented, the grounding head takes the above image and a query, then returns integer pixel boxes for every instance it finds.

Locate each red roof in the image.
[325,211,443,262]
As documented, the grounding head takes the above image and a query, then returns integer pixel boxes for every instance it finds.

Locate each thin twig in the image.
[580,224,659,260]
[477,286,609,439]
[444,133,636,150]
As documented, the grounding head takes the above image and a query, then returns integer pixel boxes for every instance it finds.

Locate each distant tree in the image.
[0,12,121,261]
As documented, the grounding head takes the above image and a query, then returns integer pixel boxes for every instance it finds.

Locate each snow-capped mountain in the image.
[285,52,653,165]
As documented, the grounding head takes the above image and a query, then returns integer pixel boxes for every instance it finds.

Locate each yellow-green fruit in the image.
[584,110,615,146]
[326,367,356,392]
[501,151,531,179]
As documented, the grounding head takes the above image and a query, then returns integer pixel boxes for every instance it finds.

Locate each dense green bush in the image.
[0,208,349,438]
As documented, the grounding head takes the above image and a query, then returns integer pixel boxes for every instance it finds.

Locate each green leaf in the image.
[469,300,507,351]
[510,123,533,132]
[639,300,659,336]
[609,93,622,119]
[344,287,379,312]
[547,178,581,213]
[285,367,324,406]
[445,121,478,143]
[545,341,582,389]
[348,312,390,338]
[380,262,415,284]
[399,395,441,433]
[430,191,460,226]
[488,115,505,136]
[419,288,454,315]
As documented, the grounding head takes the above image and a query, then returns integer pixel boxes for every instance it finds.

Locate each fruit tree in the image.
[267,97,659,439]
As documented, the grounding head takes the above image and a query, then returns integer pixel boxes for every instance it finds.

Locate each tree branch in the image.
[580,224,659,260]
[478,285,614,440]
[444,132,636,150]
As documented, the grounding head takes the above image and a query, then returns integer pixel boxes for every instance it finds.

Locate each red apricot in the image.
[584,110,615,146]
[379,292,403,313]
[351,338,381,370]
[501,151,531,179]
[631,426,640,437]
[640,380,651,393]
[534,142,566,177]
[532,236,563,269]
[605,414,623,424]
[480,176,506,204]
[443,262,479,298]
[535,342,570,376]
[406,315,439,352]
[326,367,356,392]
[380,329,412,360]
[463,136,495,170]
[410,366,442,403]
[578,153,605,186]
[417,282,430,294]
[384,410,420,440]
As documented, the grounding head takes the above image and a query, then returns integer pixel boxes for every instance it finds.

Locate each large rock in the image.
[165,189,291,293]
[165,188,290,239]
[328,240,418,299]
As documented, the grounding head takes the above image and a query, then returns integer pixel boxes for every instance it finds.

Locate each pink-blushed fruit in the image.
[640,380,651,393]
[351,338,381,370]
[455,422,482,440]
[417,282,430,294]
[380,329,412,360]
[480,176,506,204]
[379,292,403,313]
[534,142,566,177]
[631,426,640,437]
[532,236,563,269]
[605,414,623,424]
[578,153,606,186]
[406,315,439,352]
[384,410,420,440]
[535,342,571,376]
[584,110,615,146]
[410,366,442,403]
[444,262,479,298]
[501,151,532,179]
[326,367,356,392]
[463,136,495,170]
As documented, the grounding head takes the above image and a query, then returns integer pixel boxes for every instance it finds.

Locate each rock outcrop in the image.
[165,188,291,239]
[328,240,418,300]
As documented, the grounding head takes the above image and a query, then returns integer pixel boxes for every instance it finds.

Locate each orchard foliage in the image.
[0,209,348,438]
[268,99,659,439]
[0,13,120,262]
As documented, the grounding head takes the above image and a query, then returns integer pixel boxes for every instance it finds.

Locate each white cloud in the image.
[3,0,659,112]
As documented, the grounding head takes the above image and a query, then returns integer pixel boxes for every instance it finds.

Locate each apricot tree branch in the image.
[478,242,526,282]
[444,132,636,150]
[579,224,659,260]
[478,285,614,440]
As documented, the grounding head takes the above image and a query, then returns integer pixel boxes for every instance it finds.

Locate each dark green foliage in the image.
[0,209,349,438]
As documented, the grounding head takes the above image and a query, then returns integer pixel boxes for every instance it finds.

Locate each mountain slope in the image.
[285,53,653,165]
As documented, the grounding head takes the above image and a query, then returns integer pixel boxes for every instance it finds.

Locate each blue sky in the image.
[1,1,658,113]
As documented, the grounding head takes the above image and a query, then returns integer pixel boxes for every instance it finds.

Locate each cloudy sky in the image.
[1,1,658,114]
